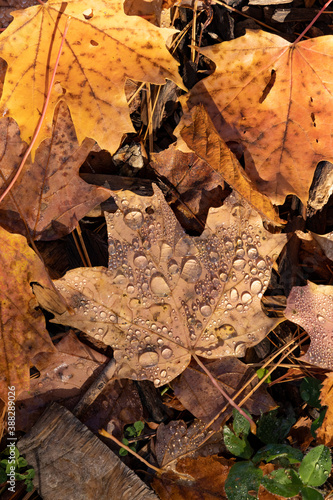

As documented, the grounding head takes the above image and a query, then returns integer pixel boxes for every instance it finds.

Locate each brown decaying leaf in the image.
[316,372,333,447]
[151,141,225,231]
[152,455,232,500]
[0,227,57,400]
[16,331,108,432]
[172,358,275,430]
[36,185,287,389]
[0,103,111,240]
[284,281,333,370]
[0,0,184,157]
[180,105,283,225]
[178,30,333,205]
[155,419,225,468]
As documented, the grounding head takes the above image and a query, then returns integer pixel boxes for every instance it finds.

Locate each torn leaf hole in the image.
[259,69,276,104]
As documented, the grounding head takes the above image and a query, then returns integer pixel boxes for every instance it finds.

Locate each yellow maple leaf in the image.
[0,0,183,158]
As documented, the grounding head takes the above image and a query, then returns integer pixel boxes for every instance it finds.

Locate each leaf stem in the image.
[193,354,257,434]
[0,15,71,205]
[293,0,333,44]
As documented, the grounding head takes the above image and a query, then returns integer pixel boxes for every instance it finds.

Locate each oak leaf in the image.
[0,227,58,400]
[178,30,333,205]
[36,185,287,387]
[0,103,111,240]
[284,281,333,369]
[0,0,183,157]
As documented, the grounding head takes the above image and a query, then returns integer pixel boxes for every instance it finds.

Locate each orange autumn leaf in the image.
[0,227,59,400]
[0,0,183,158]
[179,30,333,205]
[317,372,333,447]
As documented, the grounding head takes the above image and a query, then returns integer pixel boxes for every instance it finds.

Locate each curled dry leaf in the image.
[150,141,225,232]
[173,358,275,430]
[0,103,111,240]
[0,0,184,157]
[37,185,287,388]
[316,372,333,447]
[180,105,283,225]
[284,281,333,369]
[0,227,60,400]
[178,30,333,205]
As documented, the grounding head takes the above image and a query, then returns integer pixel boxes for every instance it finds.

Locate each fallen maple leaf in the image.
[180,105,283,225]
[0,0,184,157]
[0,227,61,400]
[178,30,333,205]
[316,372,333,447]
[0,103,111,240]
[36,185,287,387]
[284,281,333,370]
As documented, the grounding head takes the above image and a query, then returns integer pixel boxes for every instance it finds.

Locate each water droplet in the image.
[150,273,170,296]
[127,284,135,294]
[233,257,246,271]
[200,304,212,317]
[250,279,262,294]
[317,314,325,323]
[247,246,258,259]
[180,256,202,283]
[161,347,173,359]
[133,252,148,269]
[235,248,245,258]
[219,272,228,282]
[209,250,219,262]
[160,242,173,261]
[154,378,161,387]
[256,258,266,270]
[241,291,252,304]
[160,370,167,378]
[229,288,239,301]
[225,238,234,251]
[168,259,179,275]
[124,209,144,230]
[234,342,246,356]
[138,351,159,367]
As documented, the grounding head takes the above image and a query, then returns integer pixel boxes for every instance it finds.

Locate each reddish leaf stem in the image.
[0,15,71,205]
[193,353,257,434]
[294,0,333,44]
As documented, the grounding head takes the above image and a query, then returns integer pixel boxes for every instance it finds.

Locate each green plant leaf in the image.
[300,486,324,500]
[311,408,327,438]
[233,409,251,437]
[17,457,28,468]
[225,462,263,500]
[252,444,303,465]
[299,446,332,487]
[300,378,322,408]
[256,368,272,383]
[24,479,34,492]
[134,421,144,436]
[223,426,253,459]
[261,468,302,497]
[257,410,295,444]
[119,448,128,456]
[0,468,7,483]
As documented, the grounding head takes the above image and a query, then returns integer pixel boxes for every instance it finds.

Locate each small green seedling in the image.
[224,409,331,500]
[119,420,145,456]
[0,446,35,493]
[300,377,327,438]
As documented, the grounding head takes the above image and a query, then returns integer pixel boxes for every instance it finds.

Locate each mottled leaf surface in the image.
[179,30,333,204]
[37,185,286,387]
[0,103,111,240]
[0,227,56,400]
[0,0,183,156]
[285,282,333,369]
